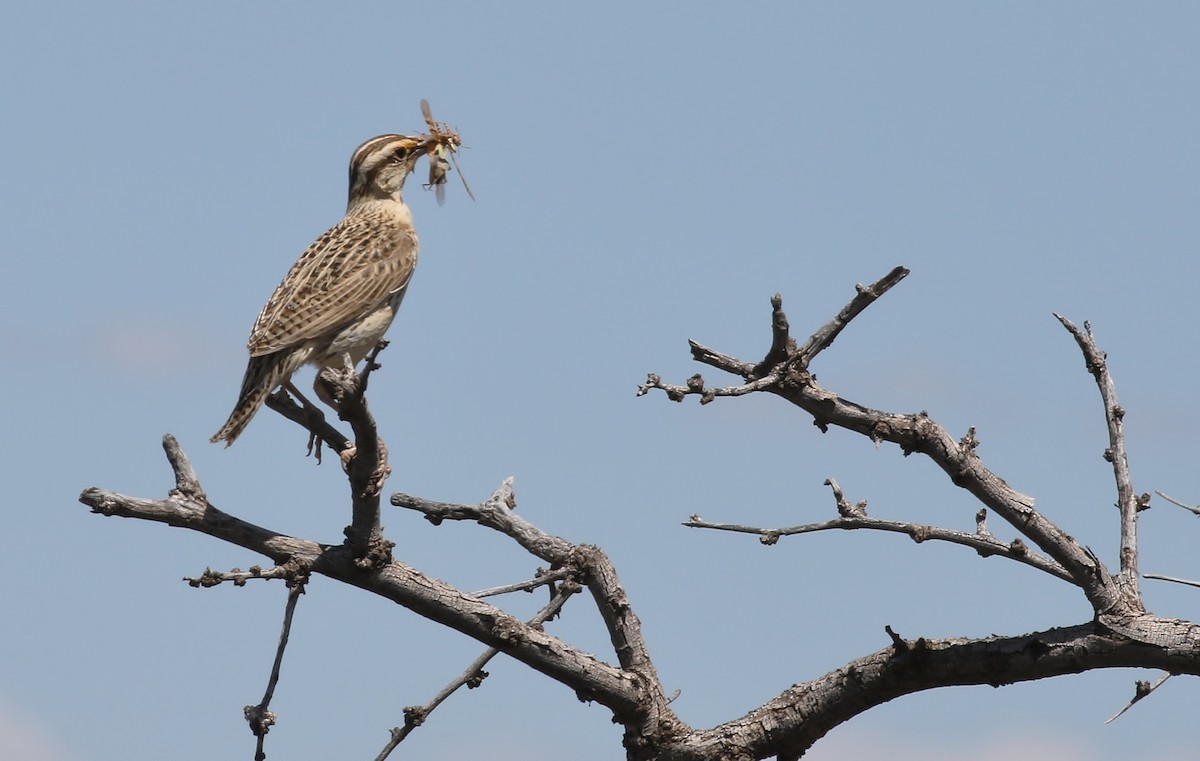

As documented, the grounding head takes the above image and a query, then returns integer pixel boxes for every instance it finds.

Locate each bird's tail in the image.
[210,351,301,446]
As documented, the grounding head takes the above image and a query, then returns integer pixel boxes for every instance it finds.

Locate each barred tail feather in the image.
[210,350,305,446]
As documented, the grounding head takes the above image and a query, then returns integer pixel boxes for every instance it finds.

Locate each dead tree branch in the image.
[1155,491,1200,517]
[78,267,1200,761]
[390,479,681,750]
[1105,672,1174,724]
[246,572,308,761]
[640,266,1187,648]
[1055,314,1145,599]
[376,580,580,760]
[79,455,646,719]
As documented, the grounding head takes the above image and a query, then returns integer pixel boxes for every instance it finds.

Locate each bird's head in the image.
[346,134,429,206]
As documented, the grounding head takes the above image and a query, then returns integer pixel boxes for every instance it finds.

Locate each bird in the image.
[211,134,427,446]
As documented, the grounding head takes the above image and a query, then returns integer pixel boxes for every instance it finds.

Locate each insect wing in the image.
[420,99,437,133]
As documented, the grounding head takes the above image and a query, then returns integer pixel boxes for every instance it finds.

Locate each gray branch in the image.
[1055,315,1144,600]
[641,269,1143,625]
[78,267,1200,761]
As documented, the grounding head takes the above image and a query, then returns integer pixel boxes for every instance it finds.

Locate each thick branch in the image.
[657,621,1200,761]
[317,344,392,561]
[79,444,643,722]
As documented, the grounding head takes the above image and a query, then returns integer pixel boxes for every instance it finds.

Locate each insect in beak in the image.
[419,99,475,203]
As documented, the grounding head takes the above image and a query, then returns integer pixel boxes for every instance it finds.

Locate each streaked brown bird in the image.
[211,134,428,446]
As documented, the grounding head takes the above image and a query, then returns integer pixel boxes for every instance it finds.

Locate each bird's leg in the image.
[284,380,322,412]
[340,434,391,496]
[319,351,390,491]
[313,354,357,411]
[315,356,363,466]
[284,380,329,462]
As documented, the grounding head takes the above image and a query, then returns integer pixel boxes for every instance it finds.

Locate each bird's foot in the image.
[368,436,392,497]
[339,436,391,497]
[285,381,329,463]
[339,444,356,472]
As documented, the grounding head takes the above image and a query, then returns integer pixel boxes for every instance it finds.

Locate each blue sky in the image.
[3,3,1199,759]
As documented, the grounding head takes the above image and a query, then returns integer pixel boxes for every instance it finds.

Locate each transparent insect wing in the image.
[418,99,473,202]
[420,99,438,133]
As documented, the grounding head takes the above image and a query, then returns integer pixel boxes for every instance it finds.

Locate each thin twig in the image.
[1143,573,1200,589]
[795,266,909,364]
[245,575,308,761]
[639,267,910,401]
[375,583,579,760]
[392,479,669,683]
[683,512,1072,582]
[1155,491,1200,516]
[471,566,572,598]
[1105,672,1172,724]
[636,372,780,404]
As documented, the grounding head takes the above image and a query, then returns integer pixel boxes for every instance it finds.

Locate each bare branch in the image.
[824,477,866,517]
[640,267,910,404]
[683,508,1072,583]
[641,271,1134,621]
[391,480,671,696]
[750,292,795,378]
[376,581,580,759]
[794,265,909,365]
[185,564,293,588]
[79,447,647,721]
[471,566,574,598]
[164,433,206,503]
[312,346,393,563]
[1155,490,1200,516]
[636,372,779,404]
[246,574,308,760]
[264,389,350,459]
[658,623,1200,761]
[1055,314,1142,598]
[1105,672,1173,724]
[1143,573,1200,589]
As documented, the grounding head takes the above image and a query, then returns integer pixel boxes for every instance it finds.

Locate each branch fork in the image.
[78,265,1200,760]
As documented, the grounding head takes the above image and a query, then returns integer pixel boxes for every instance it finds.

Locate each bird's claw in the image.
[339,437,391,497]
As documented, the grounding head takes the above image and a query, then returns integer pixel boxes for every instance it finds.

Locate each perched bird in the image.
[211,134,427,446]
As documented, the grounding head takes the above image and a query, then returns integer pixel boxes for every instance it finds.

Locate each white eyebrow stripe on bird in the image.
[349,135,416,181]
[246,219,417,356]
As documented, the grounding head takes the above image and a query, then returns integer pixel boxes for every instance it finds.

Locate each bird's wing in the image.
[246,215,418,356]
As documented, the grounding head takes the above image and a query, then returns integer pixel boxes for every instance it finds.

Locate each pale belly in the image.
[313,289,406,368]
